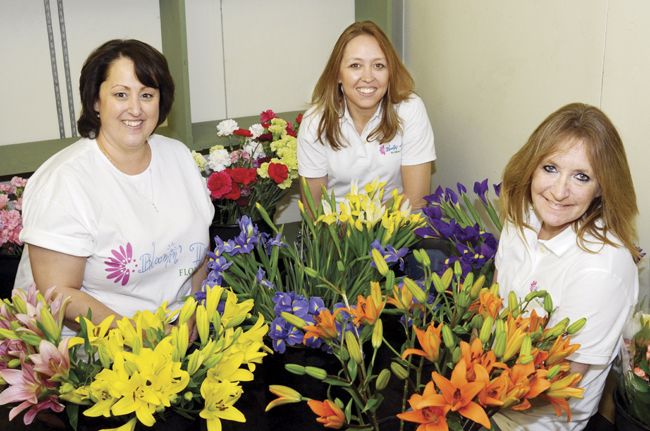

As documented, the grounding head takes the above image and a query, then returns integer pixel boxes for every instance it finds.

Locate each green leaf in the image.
[363,393,384,412]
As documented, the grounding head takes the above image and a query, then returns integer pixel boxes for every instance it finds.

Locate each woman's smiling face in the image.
[531,140,602,240]
[338,34,389,122]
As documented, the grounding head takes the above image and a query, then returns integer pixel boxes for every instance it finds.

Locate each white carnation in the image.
[216,119,238,136]
[243,141,266,159]
[249,123,265,139]
[208,148,232,172]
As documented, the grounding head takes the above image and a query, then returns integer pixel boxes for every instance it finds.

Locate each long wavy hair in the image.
[77,39,175,139]
[500,103,639,258]
[310,21,414,150]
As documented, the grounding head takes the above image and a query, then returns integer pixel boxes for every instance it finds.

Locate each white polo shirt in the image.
[297,94,435,206]
[493,210,638,431]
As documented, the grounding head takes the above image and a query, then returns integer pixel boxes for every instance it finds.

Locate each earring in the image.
[96,112,100,118]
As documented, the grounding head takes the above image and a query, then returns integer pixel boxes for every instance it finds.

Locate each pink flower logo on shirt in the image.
[104,243,137,286]
[379,145,386,155]
[529,280,538,292]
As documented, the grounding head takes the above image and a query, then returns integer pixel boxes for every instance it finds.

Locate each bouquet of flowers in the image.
[200,177,426,324]
[415,180,502,280]
[266,260,587,430]
[0,176,27,256]
[192,110,302,225]
[619,302,650,427]
[0,284,268,431]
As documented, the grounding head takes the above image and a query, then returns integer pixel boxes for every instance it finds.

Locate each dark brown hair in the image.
[310,21,414,150]
[500,103,639,258]
[77,39,175,139]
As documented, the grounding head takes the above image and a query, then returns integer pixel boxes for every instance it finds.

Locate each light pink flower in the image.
[646,345,650,361]
[30,338,72,380]
[14,197,22,211]
[10,177,27,188]
[0,195,8,209]
[0,209,23,247]
[240,150,251,162]
[634,367,647,380]
[0,184,13,193]
[230,150,241,164]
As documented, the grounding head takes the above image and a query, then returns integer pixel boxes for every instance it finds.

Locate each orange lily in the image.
[348,294,384,326]
[545,372,584,399]
[474,364,505,407]
[402,323,442,363]
[545,337,580,366]
[504,361,551,411]
[302,309,339,341]
[539,393,573,421]
[426,359,491,428]
[528,309,547,333]
[469,290,504,320]
[307,399,345,429]
[387,284,415,311]
[398,382,451,431]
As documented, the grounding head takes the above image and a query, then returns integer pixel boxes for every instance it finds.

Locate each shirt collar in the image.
[526,208,576,257]
[341,95,384,126]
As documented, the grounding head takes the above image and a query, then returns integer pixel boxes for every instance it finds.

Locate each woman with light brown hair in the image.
[493,103,639,431]
[297,21,435,209]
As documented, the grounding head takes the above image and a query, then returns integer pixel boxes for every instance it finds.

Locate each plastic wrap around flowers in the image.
[415,180,502,279]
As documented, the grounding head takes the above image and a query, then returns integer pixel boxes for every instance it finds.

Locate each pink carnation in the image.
[230,150,241,164]
[0,184,13,194]
[14,198,22,211]
[10,177,27,188]
[0,195,8,209]
[0,209,23,247]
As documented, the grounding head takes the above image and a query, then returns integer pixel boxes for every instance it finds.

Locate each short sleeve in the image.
[297,109,329,178]
[21,195,94,257]
[399,96,436,166]
[558,266,637,365]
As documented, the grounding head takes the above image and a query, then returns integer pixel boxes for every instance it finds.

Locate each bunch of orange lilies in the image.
[266,262,586,431]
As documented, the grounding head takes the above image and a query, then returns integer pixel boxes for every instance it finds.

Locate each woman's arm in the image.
[401,162,431,211]
[28,244,123,332]
[300,175,328,219]
[187,257,209,341]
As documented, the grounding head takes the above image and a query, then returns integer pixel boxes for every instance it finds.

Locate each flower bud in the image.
[225,314,247,329]
[98,345,112,369]
[517,354,534,365]
[304,267,319,278]
[508,292,518,313]
[493,332,506,358]
[524,291,538,303]
[441,268,453,290]
[544,294,554,314]
[60,382,75,394]
[452,346,462,364]
[442,325,455,350]
[458,292,472,309]
[345,331,363,365]
[495,319,505,337]
[413,249,424,264]
[432,273,446,294]
[479,316,494,346]
[372,249,389,276]
[453,261,462,279]
[184,391,194,401]
[7,358,20,368]
[463,273,474,292]
[519,335,532,357]
[337,260,345,272]
[372,319,383,349]
[285,364,306,375]
[179,297,197,326]
[566,318,587,335]
[546,365,562,380]
[281,312,308,329]
[376,369,391,391]
[544,317,570,340]
[385,271,395,295]
[489,282,500,296]
[470,275,485,300]
[404,278,427,304]
[471,314,484,330]
[390,362,409,380]
[305,366,328,380]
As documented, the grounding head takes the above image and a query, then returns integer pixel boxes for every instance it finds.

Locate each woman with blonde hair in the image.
[298,21,435,209]
[493,103,639,430]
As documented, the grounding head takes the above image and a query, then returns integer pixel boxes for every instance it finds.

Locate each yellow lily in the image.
[200,380,245,431]
[265,385,303,411]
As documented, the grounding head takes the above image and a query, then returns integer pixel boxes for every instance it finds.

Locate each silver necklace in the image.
[97,140,159,212]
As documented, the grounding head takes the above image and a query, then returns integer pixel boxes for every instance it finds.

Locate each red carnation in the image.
[236,196,250,207]
[257,133,273,142]
[296,113,303,124]
[223,182,241,200]
[287,130,297,138]
[234,128,253,138]
[260,109,277,122]
[268,163,289,184]
[229,167,257,185]
[207,171,233,199]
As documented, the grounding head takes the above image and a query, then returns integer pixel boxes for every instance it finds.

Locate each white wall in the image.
[405,1,650,255]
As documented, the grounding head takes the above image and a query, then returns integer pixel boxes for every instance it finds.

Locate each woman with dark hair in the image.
[492,103,639,430]
[15,39,213,339]
[298,21,435,210]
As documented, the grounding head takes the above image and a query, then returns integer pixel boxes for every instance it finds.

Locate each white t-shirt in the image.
[297,94,435,206]
[16,135,214,335]
[493,210,638,431]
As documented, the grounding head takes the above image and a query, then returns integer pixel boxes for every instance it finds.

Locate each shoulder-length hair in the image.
[500,102,639,258]
[77,39,175,139]
[310,21,414,150]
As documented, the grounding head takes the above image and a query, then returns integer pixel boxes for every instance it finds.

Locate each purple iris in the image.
[424,186,445,205]
[430,218,457,239]
[272,291,309,318]
[308,296,325,314]
[256,267,274,289]
[369,239,408,271]
[301,315,323,349]
[493,183,502,197]
[230,234,256,255]
[444,188,459,205]
[473,179,489,206]
[265,231,288,255]
[414,226,439,239]
[455,223,480,243]
[457,182,467,196]
[269,317,305,353]
[422,205,442,222]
